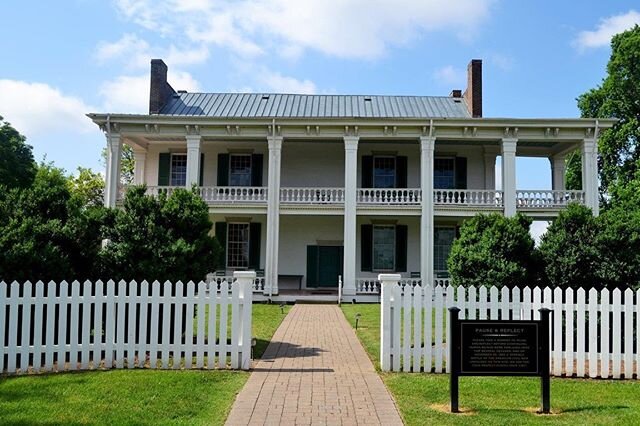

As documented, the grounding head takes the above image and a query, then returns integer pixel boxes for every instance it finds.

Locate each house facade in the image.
[89,59,614,301]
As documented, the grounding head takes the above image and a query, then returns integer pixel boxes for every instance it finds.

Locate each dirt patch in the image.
[429,403,476,415]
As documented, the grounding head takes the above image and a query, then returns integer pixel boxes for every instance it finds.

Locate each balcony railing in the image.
[355,277,452,294]
[516,190,585,208]
[280,187,345,204]
[357,188,422,205]
[119,186,268,203]
[434,189,503,207]
[206,274,265,293]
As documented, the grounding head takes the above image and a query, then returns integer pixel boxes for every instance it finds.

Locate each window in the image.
[229,155,252,186]
[373,156,396,188]
[170,154,187,186]
[373,225,395,271]
[227,223,250,268]
[434,158,455,189]
[434,227,455,273]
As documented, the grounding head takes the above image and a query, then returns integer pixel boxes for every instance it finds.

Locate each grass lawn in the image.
[0,303,288,425]
[342,304,640,425]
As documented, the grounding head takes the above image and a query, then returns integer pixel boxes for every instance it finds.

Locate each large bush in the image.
[99,186,223,282]
[448,213,536,288]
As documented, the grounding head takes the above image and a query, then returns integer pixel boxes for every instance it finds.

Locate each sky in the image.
[0,1,637,194]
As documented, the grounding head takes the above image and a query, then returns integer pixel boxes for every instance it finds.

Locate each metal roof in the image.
[158,93,471,119]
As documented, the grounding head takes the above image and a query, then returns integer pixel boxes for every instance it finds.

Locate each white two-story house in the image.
[89,59,614,301]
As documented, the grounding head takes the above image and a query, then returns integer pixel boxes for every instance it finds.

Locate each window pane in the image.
[229,155,252,187]
[373,157,396,189]
[227,223,250,268]
[434,227,455,273]
[170,154,187,186]
[434,158,455,189]
[373,225,395,270]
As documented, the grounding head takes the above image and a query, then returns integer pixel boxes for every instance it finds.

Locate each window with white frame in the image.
[227,223,250,268]
[434,227,455,273]
[434,158,455,189]
[170,154,187,186]
[373,156,396,188]
[229,154,252,186]
[373,225,395,271]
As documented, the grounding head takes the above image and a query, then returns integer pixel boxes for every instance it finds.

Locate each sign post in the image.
[449,307,551,414]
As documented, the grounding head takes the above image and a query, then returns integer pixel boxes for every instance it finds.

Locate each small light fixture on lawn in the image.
[251,336,257,359]
[355,313,362,330]
[279,303,286,314]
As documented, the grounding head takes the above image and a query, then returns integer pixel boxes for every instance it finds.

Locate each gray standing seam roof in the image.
[159,93,471,119]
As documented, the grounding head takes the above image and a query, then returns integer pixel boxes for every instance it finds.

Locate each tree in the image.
[568,25,640,199]
[101,144,135,184]
[448,213,536,288]
[0,116,36,189]
[538,204,600,289]
[68,167,105,207]
[99,186,222,281]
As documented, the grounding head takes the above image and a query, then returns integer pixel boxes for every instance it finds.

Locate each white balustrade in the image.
[198,186,268,203]
[516,190,585,208]
[355,277,450,294]
[206,274,265,293]
[280,187,345,204]
[433,189,503,206]
[357,188,422,205]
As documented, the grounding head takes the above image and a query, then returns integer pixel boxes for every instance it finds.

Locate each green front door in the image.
[307,245,343,288]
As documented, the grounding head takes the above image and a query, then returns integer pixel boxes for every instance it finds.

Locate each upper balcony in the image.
[118,185,585,214]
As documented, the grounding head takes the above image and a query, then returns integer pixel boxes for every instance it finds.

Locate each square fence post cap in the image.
[233,271,257,279]
[378,273,401,283]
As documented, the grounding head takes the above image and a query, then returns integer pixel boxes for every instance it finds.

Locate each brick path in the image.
[225,305,403,425]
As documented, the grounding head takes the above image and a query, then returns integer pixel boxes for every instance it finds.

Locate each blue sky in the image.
[0,0,638,192]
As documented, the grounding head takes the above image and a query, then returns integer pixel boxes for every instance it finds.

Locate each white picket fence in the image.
[379,274,640,379]
[0,272,254,375]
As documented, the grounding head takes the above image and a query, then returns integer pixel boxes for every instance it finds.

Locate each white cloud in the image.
[574,10,640,50]
[113,0,494,60]
[257,69,316,94]
[95,33,150,65]
[0,79,95,136]
[489,53,514,71]
[433,65,466,87]
[100,71,201,113]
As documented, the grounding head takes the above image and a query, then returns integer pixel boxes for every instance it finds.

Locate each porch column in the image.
[420,136,435,287]
[343,136,359,296]
[550,154,566,191]
[133,149,147,185]
[483,147,498,189]
[104,133,122,208]
[581,138,599,215]
[501,138,518,217]
[186,135,202,187]
[265,135,283,296]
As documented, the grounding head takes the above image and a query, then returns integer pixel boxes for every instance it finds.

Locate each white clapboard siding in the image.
[1,276,253,375]
[380,280,639,380]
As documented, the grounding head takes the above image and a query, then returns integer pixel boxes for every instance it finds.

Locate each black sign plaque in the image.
[449,308,551,414]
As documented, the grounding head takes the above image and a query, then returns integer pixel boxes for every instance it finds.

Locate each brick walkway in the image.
[226,305,403,425]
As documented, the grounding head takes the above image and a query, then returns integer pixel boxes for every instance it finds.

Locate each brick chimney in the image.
[463,59,482,118]
[149,59,175,114]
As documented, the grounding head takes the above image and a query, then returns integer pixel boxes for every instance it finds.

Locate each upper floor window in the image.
[170,154,187,186]
[434,226,455,274]
[227,223,250,268]
[373,156,396,188]
[373,225,395,271]
[229,154,252,186]
[434,158,455,189]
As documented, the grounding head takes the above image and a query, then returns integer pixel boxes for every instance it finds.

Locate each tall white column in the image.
[265,136,283,296]
[133,149,147,185]
[343,136,359,296]
[550,154,566,191]
[420,136,435,287]
[186,135,202,187]
[581,138,599,215]
[501,138,518,217]
[104,133,122,208]
[483,147,498,189]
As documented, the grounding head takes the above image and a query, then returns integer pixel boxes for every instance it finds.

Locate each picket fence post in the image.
[380,274,400,372]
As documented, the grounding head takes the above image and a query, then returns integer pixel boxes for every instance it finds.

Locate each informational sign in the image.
[449,308,551,414]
